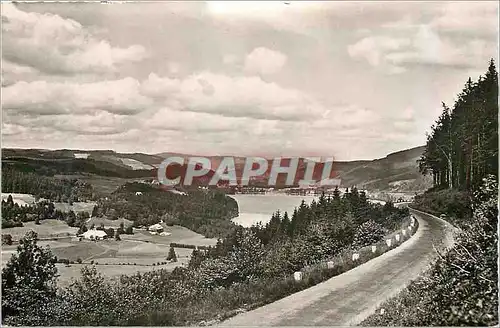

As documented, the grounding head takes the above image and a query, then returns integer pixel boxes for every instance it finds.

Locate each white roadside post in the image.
[327,261,334,269]
[395,234,400,242]
[294,271,303,282]
[371,245,377,253]
[352,253,360,261]
[386,239,392,247]
[402,229,407,236]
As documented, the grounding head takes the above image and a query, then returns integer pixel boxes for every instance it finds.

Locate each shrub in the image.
[351,220,387,249]
[166,247,178,262]
[412,189,472,225]
[1,231,57,322]
[2,234,13,246]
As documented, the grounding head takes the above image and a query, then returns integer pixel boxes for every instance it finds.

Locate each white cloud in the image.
[1,3,147,74]
[348,2,498,74]
[348,36,410,67]
[3,78,152,115]
[348,24,496,73]
[431,2,499,36]
[3,69,326,122]
[244,47,287,75]
[141,71,321,120]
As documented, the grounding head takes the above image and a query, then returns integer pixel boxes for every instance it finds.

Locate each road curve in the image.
[218,208,457,326]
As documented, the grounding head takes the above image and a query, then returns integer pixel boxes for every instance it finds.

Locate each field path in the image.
[219,209,456,326]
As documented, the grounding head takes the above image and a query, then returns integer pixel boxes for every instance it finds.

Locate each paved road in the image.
[219,208,457,326]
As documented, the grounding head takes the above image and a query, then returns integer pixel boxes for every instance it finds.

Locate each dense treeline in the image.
[190,187,408,277]
[1,195,89,229]
[1,167,95,202]
[418,60,498,190]
[2,157,155,178]
[2,187,409,326]
[92,182,239,238]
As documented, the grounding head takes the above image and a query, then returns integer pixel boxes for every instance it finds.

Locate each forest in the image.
[418,59,498,190]
[1,167,95,202]
[2,187,409,326]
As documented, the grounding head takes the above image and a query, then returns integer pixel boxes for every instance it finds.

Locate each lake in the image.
[230,194,319,227]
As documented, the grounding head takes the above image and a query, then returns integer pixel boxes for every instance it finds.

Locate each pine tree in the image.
[419,59,498,190]
[167,246,177,262]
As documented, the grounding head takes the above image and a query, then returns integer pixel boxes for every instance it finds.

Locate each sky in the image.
[1,1,498,160]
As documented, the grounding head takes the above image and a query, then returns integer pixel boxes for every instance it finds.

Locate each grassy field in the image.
[125,226,219,246]
[2,219,78,240]
[55,262,184,288]
[86,217,134,228]
[53,201,96,214]
[2,193,96,215]
[1,193,35,206]
[2,224,216,287]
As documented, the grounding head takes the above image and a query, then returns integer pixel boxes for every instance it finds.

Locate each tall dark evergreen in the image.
[419,60,498,190]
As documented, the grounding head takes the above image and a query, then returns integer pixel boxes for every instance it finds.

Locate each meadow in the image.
[2,221,217,287]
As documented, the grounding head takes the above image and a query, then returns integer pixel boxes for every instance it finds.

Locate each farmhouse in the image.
[81,229,108,240]
[148,223,164,233]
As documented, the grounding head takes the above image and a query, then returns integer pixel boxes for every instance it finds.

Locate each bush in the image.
[166,247,178,262]
[412,189,472,225]
[2,234,13,246]
[351,220,387,249]
[170,243,196,249]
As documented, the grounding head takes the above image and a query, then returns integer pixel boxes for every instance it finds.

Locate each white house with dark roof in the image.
[81,229,108,240]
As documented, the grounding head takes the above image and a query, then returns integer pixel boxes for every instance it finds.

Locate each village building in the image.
[80,229,108,241]
[148,223,164,233]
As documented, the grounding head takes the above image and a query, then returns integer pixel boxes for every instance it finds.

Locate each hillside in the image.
[2,146,431,192]
[336,146,432,193]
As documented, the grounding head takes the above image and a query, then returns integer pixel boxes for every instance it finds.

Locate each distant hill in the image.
[2,146,431,192]
[335,146,432,193]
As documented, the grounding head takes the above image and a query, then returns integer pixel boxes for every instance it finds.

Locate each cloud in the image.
[1,59,39,86]
[244,47,287,75]
[3,68,326,126]
[2,78,153,115]
[1,3,147,75]
[348,24,496,73]
[348,36,410,67]
[347,2,498,74]
[431,2,499,37]
[141,71,323,121]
